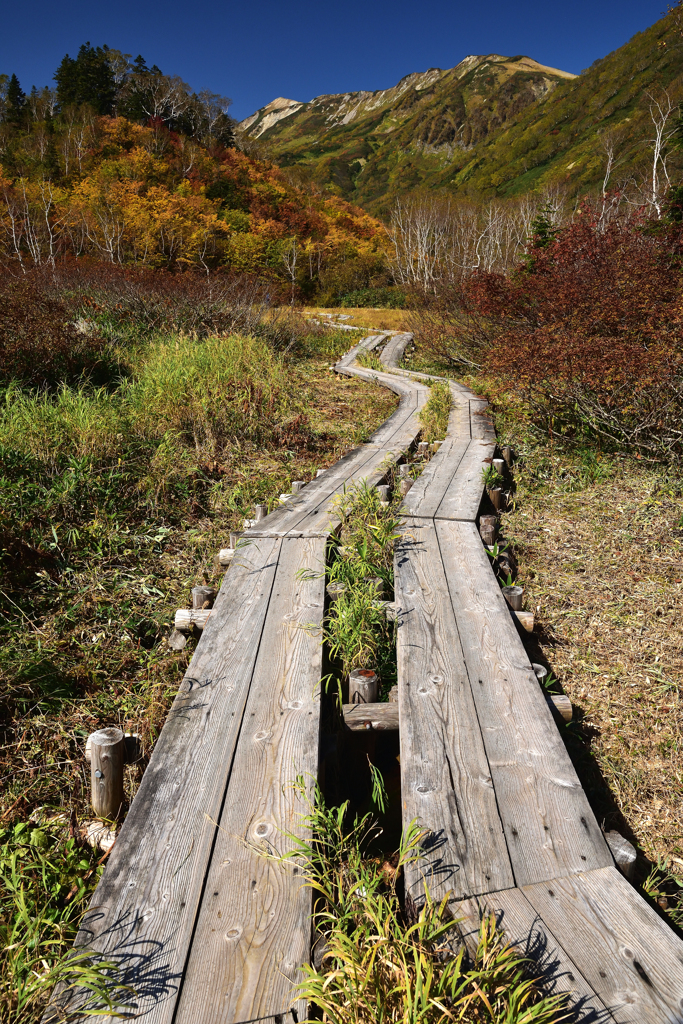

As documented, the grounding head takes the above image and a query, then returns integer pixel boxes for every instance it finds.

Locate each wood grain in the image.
[175,537,326,1024]
[436,520,612,886]
[395,518,513,904]
[523,867,683,1023]
[48,538,282,1024]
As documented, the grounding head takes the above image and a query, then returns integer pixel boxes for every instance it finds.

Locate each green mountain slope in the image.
[240,12,683,214]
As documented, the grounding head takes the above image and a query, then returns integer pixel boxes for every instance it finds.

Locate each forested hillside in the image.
[0,45,388,300]
[241,9,683,214]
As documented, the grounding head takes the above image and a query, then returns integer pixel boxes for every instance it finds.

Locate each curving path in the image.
[46,333,683,1024]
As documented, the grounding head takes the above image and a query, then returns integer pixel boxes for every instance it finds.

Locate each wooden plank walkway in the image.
[47,332,683,1024]
[378,347,683,1024]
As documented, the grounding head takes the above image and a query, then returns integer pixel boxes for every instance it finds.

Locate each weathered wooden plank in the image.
[469,398,497,442]
[434,439,495,522]
[455,888,609,1021]
[523,867,683,1023]
[336,332,385,367]
[395,518,514,904]
[437,520,612,886]
[402,436,471,519]
[342,702,400,731]
[46,538,282,1024]
[175,537,326,1024]
[380,332,412,369]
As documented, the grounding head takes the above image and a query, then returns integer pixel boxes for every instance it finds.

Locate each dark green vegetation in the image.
[243,8,683,215]
[0,272,398,1021]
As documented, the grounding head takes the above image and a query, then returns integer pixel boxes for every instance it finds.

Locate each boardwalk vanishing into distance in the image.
[46,332,683,1024]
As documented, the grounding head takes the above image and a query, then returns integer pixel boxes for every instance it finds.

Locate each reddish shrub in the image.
[0,274,107,388]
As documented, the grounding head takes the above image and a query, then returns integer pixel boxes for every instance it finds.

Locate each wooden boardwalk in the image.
[48,332,683,1024]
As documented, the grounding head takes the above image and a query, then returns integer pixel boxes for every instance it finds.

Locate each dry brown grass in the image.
[302,307,411,332]
[503,458,683,872]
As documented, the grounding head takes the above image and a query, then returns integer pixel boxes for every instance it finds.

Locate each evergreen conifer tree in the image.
[6,74,26,125]
[54,43,116,115]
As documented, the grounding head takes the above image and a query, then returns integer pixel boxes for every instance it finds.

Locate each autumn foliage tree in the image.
[414,198,683,460]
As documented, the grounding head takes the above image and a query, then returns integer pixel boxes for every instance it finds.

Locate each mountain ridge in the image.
[238,15,683,216]
[240,54,576,139]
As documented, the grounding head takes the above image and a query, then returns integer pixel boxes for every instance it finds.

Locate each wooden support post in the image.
[291,480,305,493]
[254,504,268,522]
[502,585,524,611]
[430,441,442,453]
[398,463,411,478]
[511,609,534,632]
[417,441,429,457]
[348,669,378,704]
[192,586,215,610]
[326,581,347,602]
[502,445,513,467]
[316,469,325,477]
[168,628,187,650]
[175,609,211,632]
[399,477,413,496]
[546,693,573,723]
[365,576,384,597]
[89,727,126,821]
[388,684,399,703]
[217,548,234,567]
[532,663,548,686]
[605,830,637,880]
[229,532,240,548]
[342,702,399,731]
[489,487,505,511]
[493,458,506,476]
[377,484,391,502]
[479,514,498,545]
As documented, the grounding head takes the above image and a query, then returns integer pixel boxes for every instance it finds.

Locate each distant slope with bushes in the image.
[240,8,683,214]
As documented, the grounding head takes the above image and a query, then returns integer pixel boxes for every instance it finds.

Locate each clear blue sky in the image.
[0,0,667,121]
